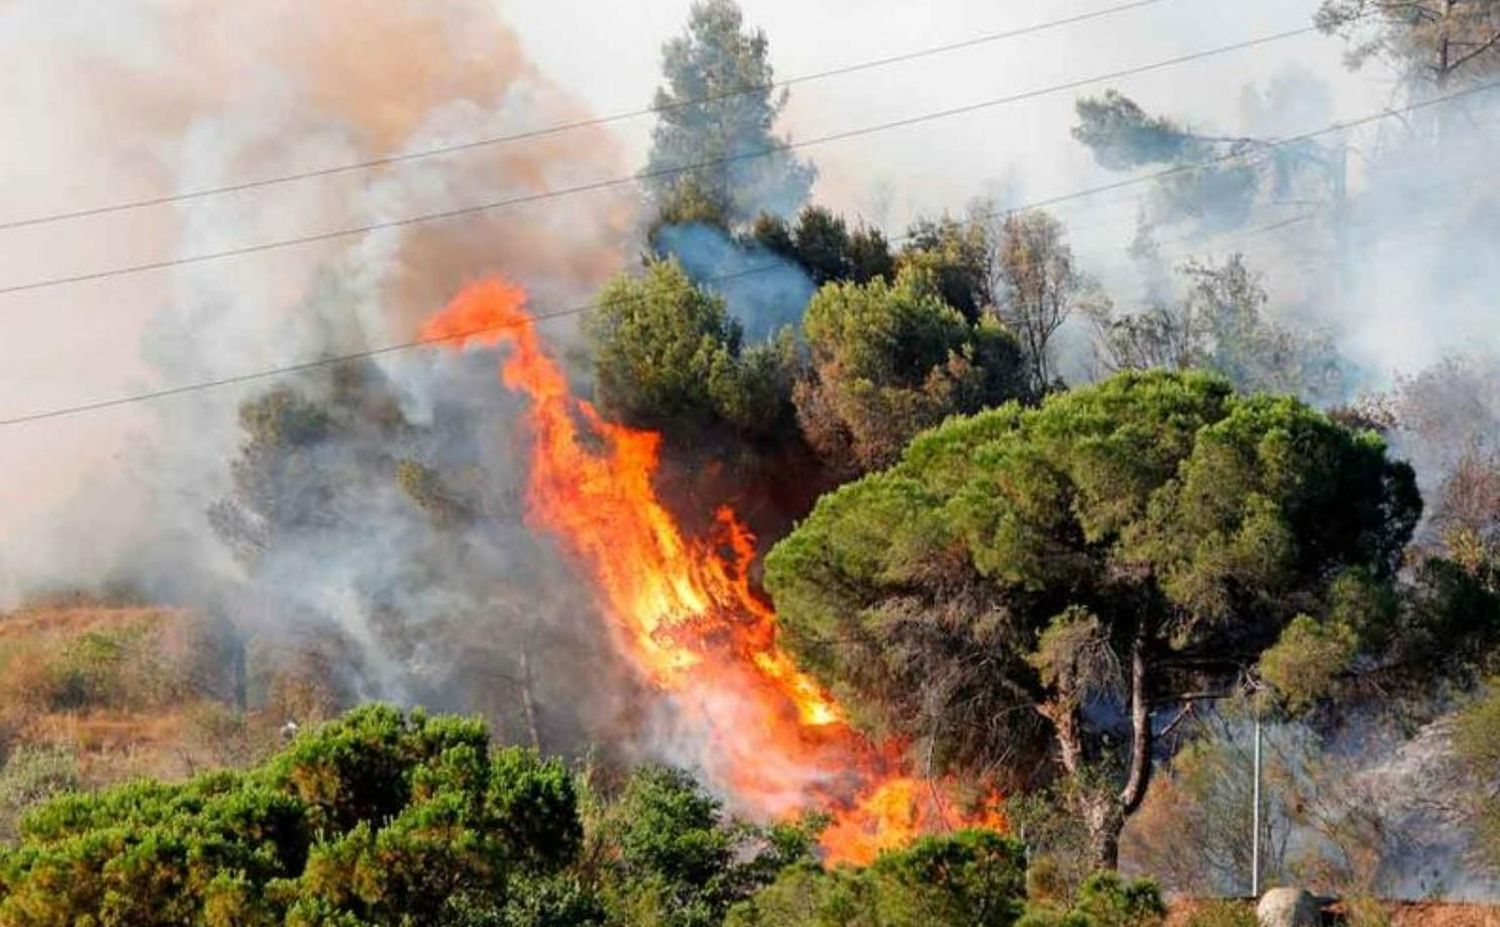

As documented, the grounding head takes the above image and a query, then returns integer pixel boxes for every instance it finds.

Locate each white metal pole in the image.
[1251,709,1262,898]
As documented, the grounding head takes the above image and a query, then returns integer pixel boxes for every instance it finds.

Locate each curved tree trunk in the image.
[1043,620,1155,871]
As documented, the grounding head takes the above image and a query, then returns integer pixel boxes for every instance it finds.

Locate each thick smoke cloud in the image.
[0,0,642,750]
[0,0,635,604]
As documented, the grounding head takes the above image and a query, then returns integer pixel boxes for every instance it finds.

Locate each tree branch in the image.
[1446,27,1500,73]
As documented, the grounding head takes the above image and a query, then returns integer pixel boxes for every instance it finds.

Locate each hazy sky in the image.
[0,0,1468,601]
[504,0,1386,221]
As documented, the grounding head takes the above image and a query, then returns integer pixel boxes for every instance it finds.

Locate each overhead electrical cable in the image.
[4,78,1494,429]
[0,24,1322,298]
[0,0,1178,231]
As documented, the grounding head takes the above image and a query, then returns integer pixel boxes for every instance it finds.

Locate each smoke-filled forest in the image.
[0,0,1498,924]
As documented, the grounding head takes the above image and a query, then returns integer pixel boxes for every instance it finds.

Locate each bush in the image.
[0,705,585,925]
[0,618,195,717]
[1181,900,1256,927]
[593,764,813,927]
[585,258,799,443]
[0,745,78,843]
[728,829,1026,927]
[1019,871,1165,927]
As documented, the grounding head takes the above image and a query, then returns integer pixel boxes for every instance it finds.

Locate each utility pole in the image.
[1252,705,1262,898]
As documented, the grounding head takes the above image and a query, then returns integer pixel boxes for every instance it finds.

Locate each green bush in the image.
[727,829,1026,927]
[593,764,814,927]
[1181,900,1256,927]
[0,705,585,926]
[1018,871,1165,927]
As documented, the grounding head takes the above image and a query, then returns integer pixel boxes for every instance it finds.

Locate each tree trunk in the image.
[1087,623,1154,871]
[1118,623,1154,817]
[1438,0,1456,88]
[519,643,542,751]
[1083,793,1126,870]
[1042,620,1154,871]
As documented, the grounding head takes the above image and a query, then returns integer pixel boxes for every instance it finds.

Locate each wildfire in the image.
[424,278,1003,864]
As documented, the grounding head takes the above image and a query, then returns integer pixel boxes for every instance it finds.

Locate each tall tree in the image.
[995,211,1091,393]
[645,0,816,226]
[765,371,1421,868]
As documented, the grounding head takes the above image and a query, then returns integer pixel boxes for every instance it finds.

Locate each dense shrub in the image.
[0,705,582,926]
[727,829,1027,927]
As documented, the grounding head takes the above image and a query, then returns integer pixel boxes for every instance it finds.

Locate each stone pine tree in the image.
[644,0,816,226]
[766,370,1421,868]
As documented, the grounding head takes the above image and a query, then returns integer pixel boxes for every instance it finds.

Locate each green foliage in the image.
[1455,681,1500,870]
[791,206,852,285]
[587,258,742,426]
[0,705,586,926]
[1258,614,1358,710]
[1091,256,1348,405]
[0,746,78,844]
[1018,872,1164,927]
[746,208,894,286]
[766,370,1420,860]
[899,215,994,321]
[1072,872,1165,927]
[586,258,798,442]
[794,266,1027,473]
[1071,93,1284,231]
[645,0,815,225]
[1180,900,1256,927]
[207,386,337,564]
[727,830,1026,927]
[594,765,813,927]
[710,330,802,439]
[1072,91,1197,171]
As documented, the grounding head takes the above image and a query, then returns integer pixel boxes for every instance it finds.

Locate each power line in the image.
[0,0,1177,233]
[0,24,1320,298]
[3,79,1495,429]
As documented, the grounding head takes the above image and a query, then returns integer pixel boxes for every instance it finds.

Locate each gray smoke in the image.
[655,222,816,341]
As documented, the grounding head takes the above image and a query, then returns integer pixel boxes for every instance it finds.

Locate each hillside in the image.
[0,601,281,837]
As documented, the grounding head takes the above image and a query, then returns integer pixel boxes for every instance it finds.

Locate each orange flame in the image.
[424,278,1003,864]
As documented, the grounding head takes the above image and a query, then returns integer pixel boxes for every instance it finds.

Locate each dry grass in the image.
[0,603,260,792]
[1386,902,1499,927]
[0,605,186,642]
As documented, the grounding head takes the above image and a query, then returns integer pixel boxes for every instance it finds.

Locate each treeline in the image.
[578,0,1500,893]
[0,705,1168,927]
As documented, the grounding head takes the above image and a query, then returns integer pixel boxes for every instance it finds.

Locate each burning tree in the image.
[764,370,1421,868]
